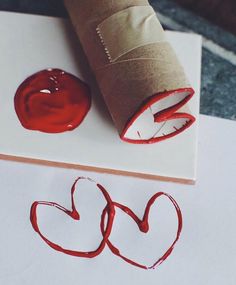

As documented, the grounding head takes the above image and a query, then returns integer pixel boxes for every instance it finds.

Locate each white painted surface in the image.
[0,12,201,182]
[0,115,236,284]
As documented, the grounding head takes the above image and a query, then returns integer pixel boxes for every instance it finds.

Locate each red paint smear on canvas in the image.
[30,178,183,270]
[14,69,91,133]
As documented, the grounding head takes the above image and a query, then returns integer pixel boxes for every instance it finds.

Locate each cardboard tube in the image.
[64,0,195,143]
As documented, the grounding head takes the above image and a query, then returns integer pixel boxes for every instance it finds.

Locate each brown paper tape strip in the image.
[97,6,165,62]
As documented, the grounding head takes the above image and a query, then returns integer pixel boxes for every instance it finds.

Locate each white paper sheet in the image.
[0,115,235,285]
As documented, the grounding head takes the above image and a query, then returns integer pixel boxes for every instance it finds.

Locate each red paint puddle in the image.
[14,69,91,133]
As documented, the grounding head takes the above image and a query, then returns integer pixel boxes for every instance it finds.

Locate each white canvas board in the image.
[0,12,201,183]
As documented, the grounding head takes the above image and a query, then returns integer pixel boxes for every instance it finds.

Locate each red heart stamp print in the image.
[30,178,183,270]
[101,192,183,269]
[30,177,115,258]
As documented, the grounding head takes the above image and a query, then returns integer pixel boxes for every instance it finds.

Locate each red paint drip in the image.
[30,177,115,258]
[14,69,91,133]
[101,192,183,270]
[30,179,182,270]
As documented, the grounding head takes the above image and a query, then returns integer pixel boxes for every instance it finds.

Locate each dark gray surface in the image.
[1,0,236,120]
[0,0,66,17]
[150,0,236,53]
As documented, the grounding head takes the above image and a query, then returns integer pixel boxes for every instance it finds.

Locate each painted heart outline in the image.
[30,178,182,269]
[101,192,183,269]
[30,177,115,258]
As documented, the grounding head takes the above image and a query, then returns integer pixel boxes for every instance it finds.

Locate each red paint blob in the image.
[30,177,115,258]
[101,192,183,270]
[14,69,91,133]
